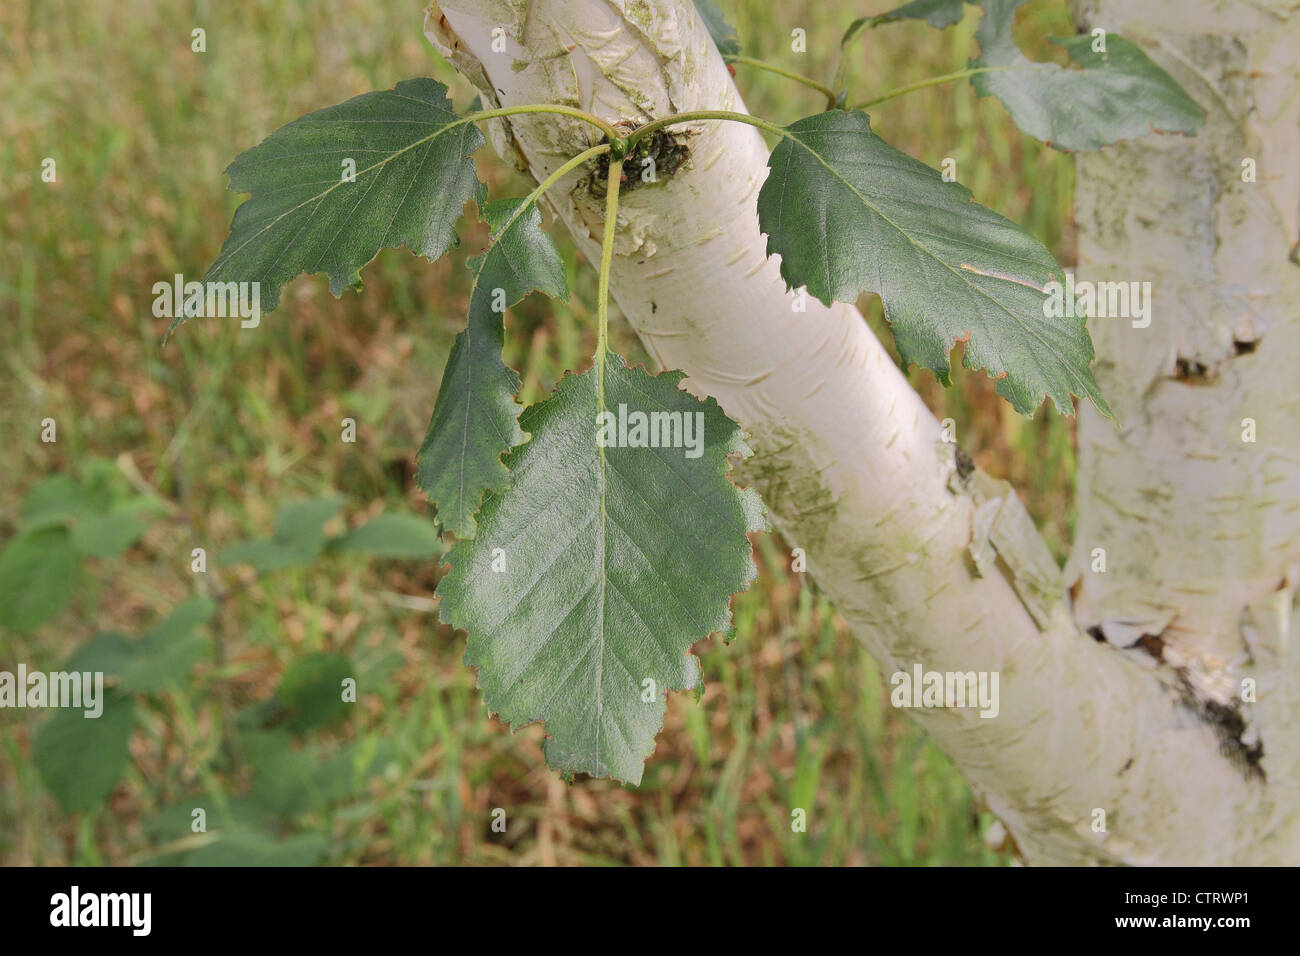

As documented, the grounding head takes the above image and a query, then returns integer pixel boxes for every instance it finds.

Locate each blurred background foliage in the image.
[0,0,1080,865]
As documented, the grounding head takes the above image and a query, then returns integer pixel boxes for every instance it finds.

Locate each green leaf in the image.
[756,109,1108,416]
[194,77,485,325]
[119,595,216,693]
[33,689,135,814]
[270,496,343,544]
[20,466,159,557]
[438,357,763,784]
[57,599,214,696]
[65,631,135,676]
[220,496,343,572]
[847,2,1202,151]
[243,730,395,816]
[216,539,292,573]
[330,512,443,559]
[242,731,321,816]
[843,0,966,45]
[21,475,93,529]
[69,501,155,559]
[416,198,567,537]
[276,652,354,732]
[0,527,81,631]
[184,828,327,867]
[694,0,741,57]
[971,0,1203,151]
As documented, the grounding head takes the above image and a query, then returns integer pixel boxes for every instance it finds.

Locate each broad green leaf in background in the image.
[438,357,764,784]
[270,497,344,543]
[193,77,485,325]
[859,0,1203,151]
[243,730,395,816]
[971,0,1203,151]
[416,198,567,538]
[184,828,328,867]
[756,109,1109,416]
[330,512,443,559]
[276,651,354,733]
[19,464,158,559]
[842,0,965,45]
[60,598,214,693]
[694,0,742,57]
[119,595,216,693]
[146,735,394,861]
[0,527,81,631]
[220,496,343,572]
[21,474,92,529]
[33,689,135,814]
[145,801,240,847]
[66,631,135,676]
[69,501,156,559]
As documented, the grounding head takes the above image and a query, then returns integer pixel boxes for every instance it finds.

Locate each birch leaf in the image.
[416,198,567,538]
[849,1,1202,151]
[191,78,484,327]
[756,108,1108,416]
[842,0,966,45]
[694,0,741,56]
[437,356,763,784]
[972,0,1204,151]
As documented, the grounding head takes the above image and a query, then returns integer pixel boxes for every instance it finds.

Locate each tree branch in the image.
[425,0,1282,863]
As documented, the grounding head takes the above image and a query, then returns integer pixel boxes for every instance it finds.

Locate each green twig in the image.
[831,15,882,103]
[627,109,788,145]
[853,66,1015,110]
[725,54,837,109]
[495,143,611,238]
[463,103,620,142]
[595,157,623,388]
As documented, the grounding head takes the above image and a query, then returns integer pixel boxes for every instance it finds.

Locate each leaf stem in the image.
[626,110,787,145]
[839,16,877,55]
[595,157,624,384]
[852,66,1014,110]
[495,143,611,239]
[463,103,620,141]
[830,16,880,102]
[725,54,837,109]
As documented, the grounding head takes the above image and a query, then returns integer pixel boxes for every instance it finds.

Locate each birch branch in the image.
[425,0,1289,863]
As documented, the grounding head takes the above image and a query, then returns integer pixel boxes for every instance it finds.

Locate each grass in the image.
[0,0,1080,865]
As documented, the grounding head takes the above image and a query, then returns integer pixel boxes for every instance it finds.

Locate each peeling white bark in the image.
[426,0,1299,863]
[1067,0,1300,838]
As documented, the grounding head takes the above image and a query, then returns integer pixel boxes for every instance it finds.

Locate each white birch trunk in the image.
[425,0,1299,863]
[1066,0,1300,846]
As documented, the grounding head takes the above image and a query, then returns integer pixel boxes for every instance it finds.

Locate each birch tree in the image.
[186,0,1300,864]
